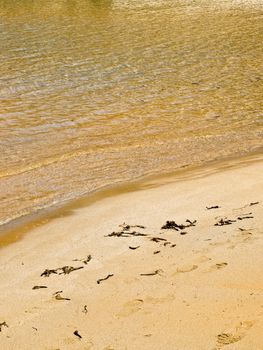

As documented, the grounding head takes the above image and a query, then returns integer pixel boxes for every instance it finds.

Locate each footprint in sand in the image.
[209,240,231,248]
[217,333,242,345]
[144,295,174,305]
[217,320,255,346]
[118,295,173,317]
[228,230,258,249]
[209,262,228,271]
[117,299,144,317]
[64,337,93,348]
[174,264,198,275]
[195,255,212,264]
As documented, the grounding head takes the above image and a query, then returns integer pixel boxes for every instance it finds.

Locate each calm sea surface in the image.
[0,0,262,226]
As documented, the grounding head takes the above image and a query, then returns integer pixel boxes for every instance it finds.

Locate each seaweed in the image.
[119,223,146,230]
[214,218,236,226]
[161,219,196,230]
[73,255,92,265]
[106,231,147,237]
[41,266,83,277]
[59,266,84,275]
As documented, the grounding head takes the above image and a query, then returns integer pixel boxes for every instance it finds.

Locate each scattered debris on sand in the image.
[161,219,196,231]
[215,212,255,226]
[206,205,220,210]
[97,274,114,284]
[249,201,259,206]
[40,269,58,277]
[0,322,8,332]
[82,305,88,314]
[237,213,254,220]
[53,291,71,301]
[41,265,83,277]
[106,231,147,238]
[140,269,162,276]
[74,330,82,339]
[238,228,252,234]
[119,223,146,230]
[73,255,92,264]
[129,246,140,250]
[59,266,84,275]
[106,223,147,237]
[215,218,236,226]
[150,237,167,243]
[32,285,47,290]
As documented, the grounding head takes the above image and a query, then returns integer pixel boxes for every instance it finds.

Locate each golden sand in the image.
[0,157,262,349]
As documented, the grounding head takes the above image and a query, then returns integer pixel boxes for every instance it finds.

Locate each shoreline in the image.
[0,156,262,349]
[0,148,262,248]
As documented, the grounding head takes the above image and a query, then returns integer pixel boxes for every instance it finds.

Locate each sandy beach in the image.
[0,155,262,350]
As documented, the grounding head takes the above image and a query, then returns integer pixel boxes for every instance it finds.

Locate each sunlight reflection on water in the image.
[0,0,262,225]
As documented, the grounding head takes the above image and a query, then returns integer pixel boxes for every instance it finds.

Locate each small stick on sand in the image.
[32,285,47,290]
[150,237,167,243]
[129,246,140,250]
[237,213,254,220]
[97,274,114,284]
[140,269,162,276]
[206,205,220,210]
[74,330,82,339]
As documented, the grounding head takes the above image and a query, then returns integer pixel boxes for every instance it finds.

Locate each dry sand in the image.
[0,155,262,350]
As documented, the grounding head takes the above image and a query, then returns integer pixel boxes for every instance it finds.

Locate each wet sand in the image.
[0,158,262,349]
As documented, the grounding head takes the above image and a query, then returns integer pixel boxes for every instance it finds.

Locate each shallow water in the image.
[0,0,262,226]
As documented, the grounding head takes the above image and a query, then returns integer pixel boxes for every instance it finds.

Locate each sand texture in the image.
[0,158,263,350]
